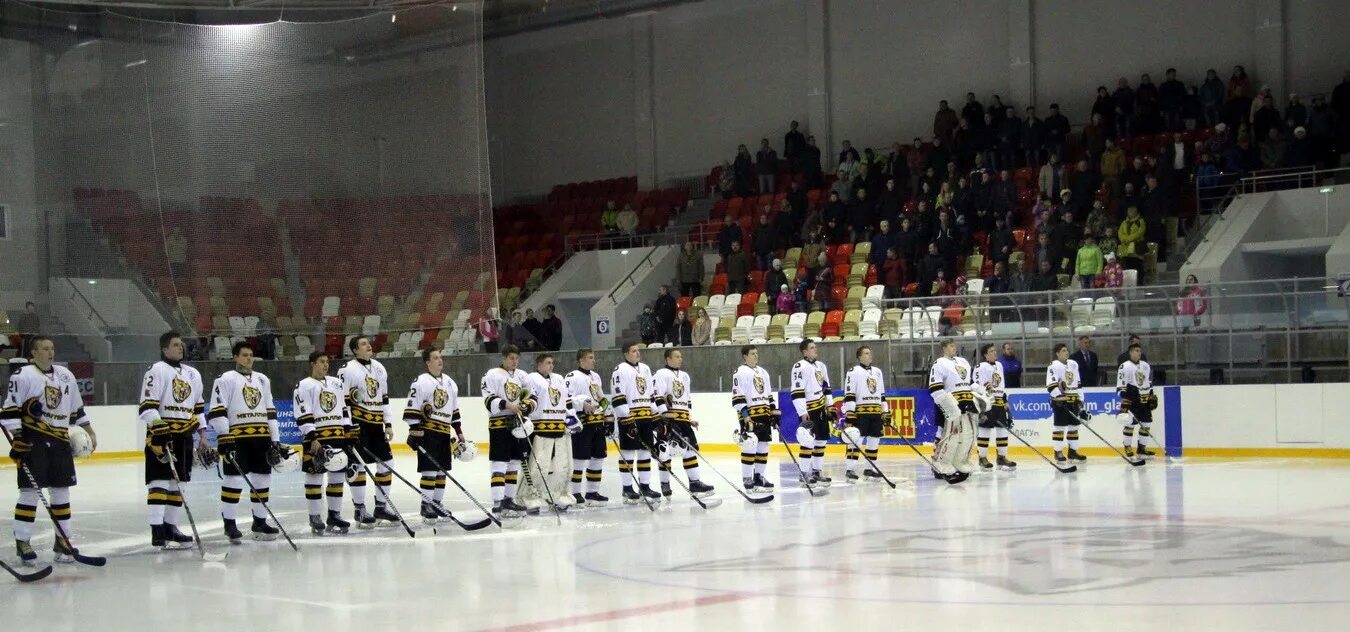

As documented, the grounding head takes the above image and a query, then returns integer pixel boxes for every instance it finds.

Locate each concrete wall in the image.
[0,40,41,302]
[1183,188,1350,284]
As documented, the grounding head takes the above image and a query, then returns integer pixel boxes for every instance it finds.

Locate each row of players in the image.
[2,331,1155,559]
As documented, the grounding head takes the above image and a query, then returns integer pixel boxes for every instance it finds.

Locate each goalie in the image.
[519,354,578,513]
[928,339,974,484]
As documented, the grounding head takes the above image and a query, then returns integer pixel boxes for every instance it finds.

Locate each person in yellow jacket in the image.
[1117,206,1147,271]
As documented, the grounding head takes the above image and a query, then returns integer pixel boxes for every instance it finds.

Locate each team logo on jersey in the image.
[548,386,560,406]
[364,376,379,399]
[753,375,765,393]
[504,381,521,402]
[815,370,825,386]
[43,385,62,410]
[1135,372,1146,386]
[172,377,192,403]
[866,377,877,394]
[1066,370,1076,383]
[242,385,262,409]
[319,390,337,413]
[636,376,647,394]
[955,365,968,381]
[433,388,449,410]
[672,379,685,398]
[990,373,1003,389]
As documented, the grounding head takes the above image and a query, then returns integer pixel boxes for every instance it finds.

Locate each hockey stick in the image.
[670,434,774,504]
[515,422,564,526]
[223,454,301,551]
[0,558,51,583]
[1,428,106,567]
[837,423,897,489]
[774,426,827,497]
[414,446,500,527]
[352,448,418,537]
[608,434,656,512]
[374,448,492,532]
[634,430,713,510]
[164,443,228,562]
[890,428,937,469]
[1077,416,1145,467]
[994,419,1077,473]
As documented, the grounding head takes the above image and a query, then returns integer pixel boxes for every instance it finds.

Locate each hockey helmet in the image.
[68,425,94,459]
[454,439,478,462]
[319,446,349,473]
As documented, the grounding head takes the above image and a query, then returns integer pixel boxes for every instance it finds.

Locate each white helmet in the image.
[319,446,349,473]
[844,425,862,444]
[68,425,94,458]
[656,440,679,462]
[737,429,759,453]
[795,425,815,446]
[454,439,478,462]
[269,445,301,473]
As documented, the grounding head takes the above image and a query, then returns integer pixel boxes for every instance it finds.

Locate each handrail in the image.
[606,246,664,306]
[62,278,113,332]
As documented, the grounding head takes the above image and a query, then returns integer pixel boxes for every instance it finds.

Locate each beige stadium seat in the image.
[358,277,377,298]
[207,277,226,298]
[851,242,871,264]
[847,263,868,287]
[270,277,288,298]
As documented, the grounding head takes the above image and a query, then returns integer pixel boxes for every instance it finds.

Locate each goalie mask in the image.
[454,439,478,462]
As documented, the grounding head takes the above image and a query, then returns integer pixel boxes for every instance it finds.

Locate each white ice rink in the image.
[4,452,1350,631]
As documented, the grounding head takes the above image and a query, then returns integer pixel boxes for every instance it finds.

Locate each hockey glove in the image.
[148,438,170,464]
[407,428,424,450]
[217,439,236,464]
[195,440,219,468]
[1147,396,1158,411]
[565,416,582,435]
[606,420,619,439]
[7,427,31,461]
[383,424,394,442]
[1074,404,1093,423]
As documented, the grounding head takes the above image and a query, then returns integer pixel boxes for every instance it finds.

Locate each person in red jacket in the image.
[882,247,906,298]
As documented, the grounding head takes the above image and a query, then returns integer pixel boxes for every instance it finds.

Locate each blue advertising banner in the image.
[200,399,301,446]
[775,388,940,446]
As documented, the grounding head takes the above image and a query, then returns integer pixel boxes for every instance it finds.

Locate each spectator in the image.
[1031,259,1059,292]
[1113,77,1136,137]
[765,259,788,305]
[1251,95,1283,143]
[166,227,188,277]
[988,216,1015,264]
[1009,259,1033,293]
[997,106,1021,170]
[1222,84,1252,132]
[870,219,895,267]
[1082,112,1108,158]
[1200,69,1225,127]
[813,252,835,309]
[672,309,693,346]
[774,199,797,248]
[838,140,861,168]
[1037,153,1065,196]
[677,241,704,297]
[1335,71,1350,152]
[476,307,501,353]
[1069,160,1099,215]
[933,100,960,142]
[986,260,1010,293]
[616,203,639,237]
[784,121,805,169]
[774,284,794,315]
[1116,334,1147,365]
[638,304,658,345]
[716,161,735,199]
[999,342,1023,387]
[1182,85,1204,130]
[541,305,563,351]
[1101,138,1126,203]
[906,137,926,196]
[882,247,906,298]
[756,138,779,194]
[894,216,922,266]
[987,94,1008,125]
[691,307,712,346]
[917,242,945,297]
[1101,252,1124,289]
[1084,200,1110,241]
[801,135,824,188]
[1259,128,1286,169]
[522,308,542,350]
[753,212,777,271]
[885,146,911,198]
[509,310,533,350]
[1075,235,1103,288]
[1285,93,1307,130]
[1282,127,1312,169]
[733,144,754,197]
[962,92,985,129]
[1034,232,1053,272]
[927,137,952,181]
[717,215,743,259]
[786,180,809,221]
[1050,211,1083,271]
[654,285,677,343]
[1043,103,1070,158]
[929,269,954,297]
[1227,65,1252,102]
[830,168,854,203]
[1159,68,1186,130]
[1177,274,1209,328]
[879,177,905,224]
[1135,73,1161,134]
[1122,155,1147,196]
[1091,85,1116,131]
[800,206,823,245]
[1117,206,1147,271]
[724,241,751,294]
[793,277,812,313]
[601,200,619,233]
[848,187,877,241]
[1070,335,1101,387]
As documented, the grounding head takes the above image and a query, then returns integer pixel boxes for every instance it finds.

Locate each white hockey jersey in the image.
[2,364,90,440]
[928,356,975,403]
[731,364,776,418]
[1046,359,1082,403]
[790,359,833,416]
[610,361,657,424]
[481,366,536,431]
[293,376,350,440]
[138,360,205,436]
[1116,359,1153,405]
[564,368,607,426]
[843,363,888,419]
[973,360,1007,404]
[339,358,390,429]
[404,372,462,436]
[207,370,278,442]
[526,371,572,437]
[653,366,693,422]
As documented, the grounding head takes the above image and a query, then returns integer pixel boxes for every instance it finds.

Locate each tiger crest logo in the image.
[636,376,647,394]
[433,388,449,410]
[672,379,685,398]
[319,390,337,413]
[815,371,825,386]
[172,377,192,403]
[43,385,62,410]
[753,376,765,393]
[956,365,968,381]
[364,376,379,399]
[242,385,262,409]
[504,381,521,402]
[1135,372,1146,386]
[548,387,560,406]
[1066,370,1076,383]
[991,372,1003,389]
[866,377,877,394]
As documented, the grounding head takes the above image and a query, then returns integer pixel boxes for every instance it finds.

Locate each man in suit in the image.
[1070,335,1100,387]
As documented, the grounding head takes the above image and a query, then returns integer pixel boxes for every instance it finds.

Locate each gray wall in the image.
[0,39,41,303]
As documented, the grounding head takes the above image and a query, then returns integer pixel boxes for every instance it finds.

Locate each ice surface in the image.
[3,453,1350,631]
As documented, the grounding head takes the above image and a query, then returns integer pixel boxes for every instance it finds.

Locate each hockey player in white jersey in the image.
[732,345,778,492]
[928,339,974,484]
[842,345,889,481]
[653,348,715,497]
[3,336,98,564]
[1047,342,1088,463]
[520,354,579,512]
[294,351,354,535]
[973,343,1016,471]
[611,342,662,503]
[208,341,284,542]
[338,335,398,527]
[482,345,536,515]
[1116,342,1157,458]
[140,331,207,548]
[404,348,465,522]
[565,348,610,507]
[790,339,833,485]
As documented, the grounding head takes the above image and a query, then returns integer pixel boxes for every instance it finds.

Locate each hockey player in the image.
[1047,342,1088,463]
[208,341,283,542]
[404,348,465,522]
[1116,342,1156,458]
[482,344,536,515]
[3,336,97,563]
[141,331,207,548]
[973,344,1017,470]
[929,339,974,484]
[520,354,578,512]
[565,348,610,507]
[338,335,398,527]
[732,344,778,492]
[790,339,833,485]
[611,342,662,503]
[294,351,354,535]
[653,348,715,497]
[842,345,889,481]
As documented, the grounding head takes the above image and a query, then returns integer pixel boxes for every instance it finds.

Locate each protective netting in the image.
[10,1,495,361]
